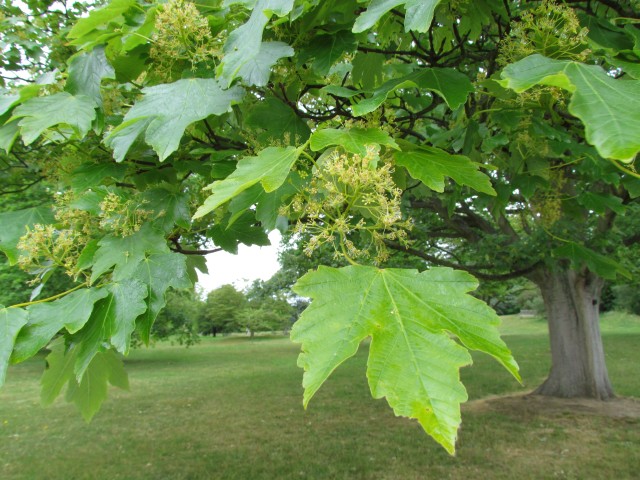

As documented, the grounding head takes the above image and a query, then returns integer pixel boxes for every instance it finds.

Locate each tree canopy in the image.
[199,284,247,336]
[0,0,639,453]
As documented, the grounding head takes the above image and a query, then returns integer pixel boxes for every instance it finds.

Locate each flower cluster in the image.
[499,0,589,65]
[17,224,86,280]
[17,190,154,281]
[150,0,223,79]
[283,146,412,265]
[531,169,566,227]
[98,192,152,237]
[17,192,96,280]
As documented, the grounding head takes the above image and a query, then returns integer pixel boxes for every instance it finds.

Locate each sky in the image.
[197,230,282,294]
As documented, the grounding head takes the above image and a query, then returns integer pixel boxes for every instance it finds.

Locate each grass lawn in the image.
[1,312,639,479]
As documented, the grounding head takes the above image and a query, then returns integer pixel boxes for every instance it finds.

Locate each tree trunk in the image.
[530,267,614,399]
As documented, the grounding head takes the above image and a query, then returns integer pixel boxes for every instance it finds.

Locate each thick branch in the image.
[170,238,222,255]
[0,176,44,195]
[385,241,541,281]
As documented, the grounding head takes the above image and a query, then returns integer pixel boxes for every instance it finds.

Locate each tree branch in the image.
[385,241,541,281]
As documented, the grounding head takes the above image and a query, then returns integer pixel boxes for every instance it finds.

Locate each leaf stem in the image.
[608,158,640,180]
[339,234,359,266]
[129,32,156,44]
[542,226,571,244]
[9,282,89,309]
[300,149,318,168]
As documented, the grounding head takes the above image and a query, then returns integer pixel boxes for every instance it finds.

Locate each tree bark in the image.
[530,267,614,399]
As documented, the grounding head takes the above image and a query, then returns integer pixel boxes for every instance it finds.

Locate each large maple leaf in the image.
[291,265,520,454]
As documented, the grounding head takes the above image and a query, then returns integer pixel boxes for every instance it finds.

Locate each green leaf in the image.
[310,127,399,155]
[105,79,244,161]
[142,185,192,232]
[103,117,152,163]
[500,54,640,162]
[0,206,54,264]
[0,119,20,152]
[579,14,633,54]
[66,47,115,107]
[320,85,362,98]
[219,0,295,87]
[238,41,294,86]
[41,339,129,422]
[228,172,300,230]
[67,349,130,421]
[0,306,28,387]
[121,7,157,52]
[41,338,78,406]
[132,253,192,343]
[209,211,270,254]
[70,162,128,191]
[77,240,100,272]
[194,146,300,218]
[0,85,42,116]
[0,94,20,116]
[107,280,148,354]
[100,348,130,390]
[0,82,44,116]
[291,265,519,454]
[67,0,137,41]
[244,97,311,143]
[553,243,631,281]
[622,176,640,199]
[353,0,443,33]
[395,143,496,195]
[352,68,474,116]
[11,93,97,145]
[71,190,112,215]
[578,192,625,215]
[90,224,169,283]
[12,288,109,364]
[185,254,208,284]
[110,48,148,83]
[66,352,111,422]
[351,52,386,90]
[299,31,357,75]
[74,279,147,377]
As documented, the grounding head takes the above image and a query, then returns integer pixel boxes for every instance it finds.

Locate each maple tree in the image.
[1,0,639,453]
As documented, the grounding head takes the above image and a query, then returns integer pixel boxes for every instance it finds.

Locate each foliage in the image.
[612,284,640,316]
[0,0,96,87]
[0,0,638,452]
[473,278,537,316]
[199,281,294,336]
[199,284,247,336]
[245,278,296,331]
[292,265,519,453]
[240,295,294,335]
[150,288,200,346]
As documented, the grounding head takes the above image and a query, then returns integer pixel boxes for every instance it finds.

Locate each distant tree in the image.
[612,284,640,316]
[472,278,534,316]
[151,288,200,346]
[243,297,294,337]
[199,284,246,336]
[244,277,297,335]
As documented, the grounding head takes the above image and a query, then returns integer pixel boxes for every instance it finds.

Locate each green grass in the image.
[1,314,639,479]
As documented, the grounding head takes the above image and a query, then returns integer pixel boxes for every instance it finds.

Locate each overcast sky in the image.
[197,230,282,294]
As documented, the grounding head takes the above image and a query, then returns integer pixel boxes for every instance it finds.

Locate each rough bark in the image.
[530,267,614,400]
